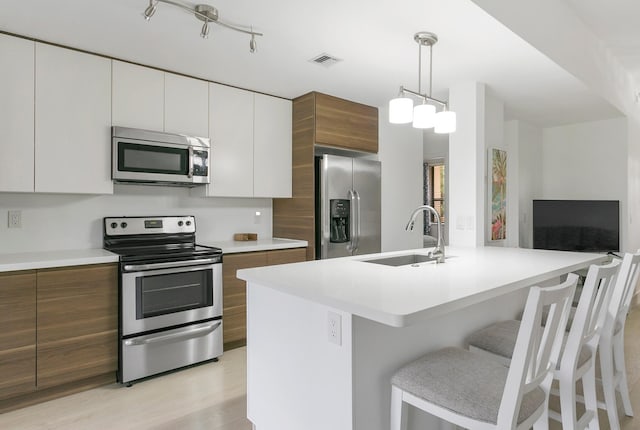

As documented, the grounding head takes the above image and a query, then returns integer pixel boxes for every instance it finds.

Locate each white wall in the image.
[541,117,628,250]
[505,120,543,249]
[378,106,423,252]
[471,0,640,254]
[448,82,486,247]
[0,186,272,253]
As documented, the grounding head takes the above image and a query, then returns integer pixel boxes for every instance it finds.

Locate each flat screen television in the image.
[533,200,619,252]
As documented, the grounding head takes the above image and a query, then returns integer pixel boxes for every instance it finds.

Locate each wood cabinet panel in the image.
[36,264,117,388]
[273,93,316,261]
[266,248,307,266]
[0,271,36,399]
[222,249,307,350]
[222,252,267,349]
[36,331,117,389]
[37,265,118,342]
[314,92,378,153]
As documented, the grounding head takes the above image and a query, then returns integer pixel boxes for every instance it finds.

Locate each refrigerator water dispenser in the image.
[329,199,350,243]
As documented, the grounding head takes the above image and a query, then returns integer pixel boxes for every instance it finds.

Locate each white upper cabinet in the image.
[165,73,208,137]
[205,83,292,198]
[112,61,208,137]
[254,94,292,198]
[0,34,34,193]
[112,61,164,131]
[208,83,254,197]
[35,43,113,194]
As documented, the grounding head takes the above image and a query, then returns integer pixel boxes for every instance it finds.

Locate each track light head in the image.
[143,0,157,21]
[200,21,210,39]
[249,34,257,53]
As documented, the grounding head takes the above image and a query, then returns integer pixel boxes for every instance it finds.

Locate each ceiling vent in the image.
[309,53,342,67]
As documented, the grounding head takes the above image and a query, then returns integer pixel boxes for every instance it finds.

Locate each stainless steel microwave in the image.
[112,127,210,186]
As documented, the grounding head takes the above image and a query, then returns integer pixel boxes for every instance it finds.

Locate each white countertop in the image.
[237,246,606,327]
[202,238,308,254]
[0,249,119,272]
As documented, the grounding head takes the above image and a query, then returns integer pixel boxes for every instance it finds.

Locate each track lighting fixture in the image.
[143,0,157,21]
[200,21,210,39]
[142,0,262,53]
[389,32,456,133]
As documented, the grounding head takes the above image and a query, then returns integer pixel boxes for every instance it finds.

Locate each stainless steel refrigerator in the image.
[315,154,381,259]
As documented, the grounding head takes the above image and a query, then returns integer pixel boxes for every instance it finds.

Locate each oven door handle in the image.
[124,321,221,346]
[123,258,219,272]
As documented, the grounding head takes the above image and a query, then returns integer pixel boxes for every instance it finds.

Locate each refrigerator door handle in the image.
[353,190,361,253]
[348,189,357,253]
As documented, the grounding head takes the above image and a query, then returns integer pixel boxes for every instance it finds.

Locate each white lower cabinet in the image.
[0,34,34,192]
[35,43,113,194]
[204,83,292,198]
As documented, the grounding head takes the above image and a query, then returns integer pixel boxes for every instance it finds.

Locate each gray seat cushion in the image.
[466,320,592,367]
[391,347,545,425]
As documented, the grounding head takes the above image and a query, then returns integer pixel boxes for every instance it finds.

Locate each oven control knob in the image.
[110,222,117,229]
[121,222,128,229]
[186,221,192,226]
[178,221,184,226]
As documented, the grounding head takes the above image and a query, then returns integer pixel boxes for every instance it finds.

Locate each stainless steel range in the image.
[103,215,223,385]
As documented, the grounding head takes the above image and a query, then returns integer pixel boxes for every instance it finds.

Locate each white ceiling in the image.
[0,0,626,127]
[565,0,640,86]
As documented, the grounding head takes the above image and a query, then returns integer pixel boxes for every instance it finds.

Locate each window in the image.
[423,161,445,235]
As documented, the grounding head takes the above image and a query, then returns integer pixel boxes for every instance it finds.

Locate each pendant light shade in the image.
[434,110,457,134]
[412,103,436,129]
[389,97,414,124]
[388,31,456,134]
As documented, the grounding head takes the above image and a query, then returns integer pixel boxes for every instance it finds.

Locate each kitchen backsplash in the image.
[0,185,272,253]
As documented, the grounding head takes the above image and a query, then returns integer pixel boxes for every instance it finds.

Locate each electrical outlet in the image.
[8,210,22,228]
[327,311,342,345]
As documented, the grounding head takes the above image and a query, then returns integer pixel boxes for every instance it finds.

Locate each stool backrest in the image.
[606,251,640,337]
[562,260,620,372]
[497,273,578,428]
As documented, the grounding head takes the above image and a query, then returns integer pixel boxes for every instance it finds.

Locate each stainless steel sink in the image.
[361,254,440,267]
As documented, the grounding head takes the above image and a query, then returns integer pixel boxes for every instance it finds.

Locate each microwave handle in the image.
[187,146,194,178]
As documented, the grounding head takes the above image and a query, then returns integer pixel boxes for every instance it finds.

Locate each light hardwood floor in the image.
[2,310,640,429]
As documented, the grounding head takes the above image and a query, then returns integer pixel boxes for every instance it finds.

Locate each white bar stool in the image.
[390,274,577,430]
[466,260,620,430]
[596,251,640,430]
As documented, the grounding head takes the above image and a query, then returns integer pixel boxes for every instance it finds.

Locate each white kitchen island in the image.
[237,246,606,430]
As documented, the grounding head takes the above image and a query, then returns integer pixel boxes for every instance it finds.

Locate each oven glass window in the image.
[118,142,189,175]
[135,270,213,319]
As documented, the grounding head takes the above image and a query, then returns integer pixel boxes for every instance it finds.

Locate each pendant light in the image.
[388,32,456,133]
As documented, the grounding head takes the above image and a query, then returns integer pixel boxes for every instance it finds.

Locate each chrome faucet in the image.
[405,205,446,263]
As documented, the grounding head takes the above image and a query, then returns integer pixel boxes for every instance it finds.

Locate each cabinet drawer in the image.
[37,331,117,389]
[315,92,378,153]
[0,346,35,400]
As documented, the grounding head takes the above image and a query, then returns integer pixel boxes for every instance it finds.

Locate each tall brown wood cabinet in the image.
[223,248,307,350]
[273,92,378,261]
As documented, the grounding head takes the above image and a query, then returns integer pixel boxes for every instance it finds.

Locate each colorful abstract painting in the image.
[491,148,507,241]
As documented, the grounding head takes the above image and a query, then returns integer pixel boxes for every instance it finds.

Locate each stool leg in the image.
[559,372,578,430]
[391,385,408,430]
[614,332,634,417]
[582,360,600,430]
[601,343,622,430]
